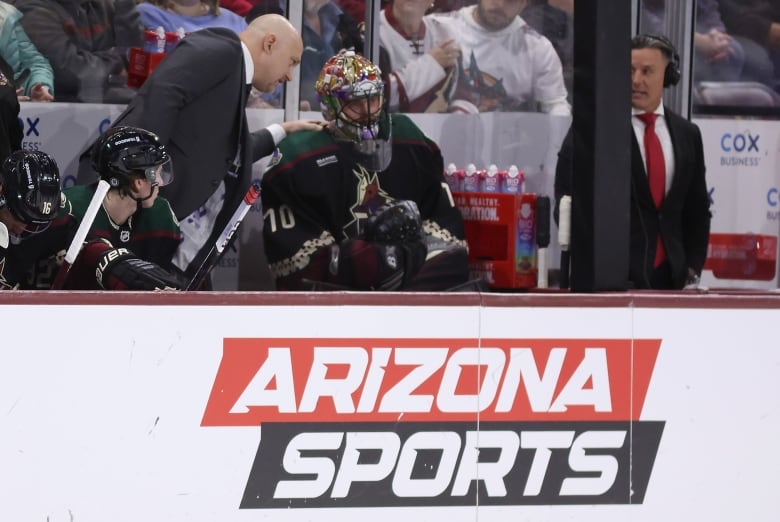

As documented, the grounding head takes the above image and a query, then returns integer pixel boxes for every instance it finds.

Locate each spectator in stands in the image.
[0,1,53,101]
[429,0,570,114]
[521,0,572,101]
[379,0,463,113]
[692,0,746,82]
[219,0,260,18]
[244,0,283,108]
[335,0,365,22]
[431,0,474,13]
[261,50,470,291]
[0,54,20,164]
[245,0,283,20]
[718,0,780,87]
[12,0,144,103]
[298,0,364,110]
[642,0,773,85]
[254,0,363,110]
[137,0,246,34]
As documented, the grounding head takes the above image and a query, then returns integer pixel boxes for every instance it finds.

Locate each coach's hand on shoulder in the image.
[281,119,329,134]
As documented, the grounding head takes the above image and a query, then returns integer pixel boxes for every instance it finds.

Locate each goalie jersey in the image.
[261,113,469,291]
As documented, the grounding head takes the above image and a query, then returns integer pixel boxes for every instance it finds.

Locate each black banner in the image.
[240,421,664,508]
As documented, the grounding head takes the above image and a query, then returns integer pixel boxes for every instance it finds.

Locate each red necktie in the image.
[637,112,666,267]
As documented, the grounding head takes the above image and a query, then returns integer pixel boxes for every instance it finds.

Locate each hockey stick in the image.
[185,180,261,291]
[51,179,111,289]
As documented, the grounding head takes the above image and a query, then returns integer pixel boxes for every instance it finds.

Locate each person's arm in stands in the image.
[694,28,736,62]
[4,6,54,100]
[532,35,571,115]
[17,3,128,96]
[112,0,145,50]
[718,0,774,46]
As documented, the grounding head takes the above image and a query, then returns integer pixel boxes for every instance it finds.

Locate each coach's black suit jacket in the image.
[79,28,278,276]
[555,107,711,289]
[113,28,276,219]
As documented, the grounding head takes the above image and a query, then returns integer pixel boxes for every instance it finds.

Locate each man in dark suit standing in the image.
[555,34,711,290]
[81,14,326,280]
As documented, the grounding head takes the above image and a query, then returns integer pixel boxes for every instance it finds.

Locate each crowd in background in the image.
[0,1,777,112]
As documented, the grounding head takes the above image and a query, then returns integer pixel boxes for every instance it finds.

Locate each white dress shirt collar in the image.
[240,41,254,87]
[631,101,665,117]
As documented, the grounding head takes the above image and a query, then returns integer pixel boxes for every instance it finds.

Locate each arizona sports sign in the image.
[201,338,663,508]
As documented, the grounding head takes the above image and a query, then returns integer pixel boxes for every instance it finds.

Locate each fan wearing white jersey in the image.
[430,0,571,114]
[379,0,470,113]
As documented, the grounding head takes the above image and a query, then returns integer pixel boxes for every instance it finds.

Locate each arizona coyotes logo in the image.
[343,164,393,238]
[456,51,510,112]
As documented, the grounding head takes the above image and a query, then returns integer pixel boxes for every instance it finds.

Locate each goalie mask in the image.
[0,150,61,233]
[316,50,385,143]
[92,126,174,196]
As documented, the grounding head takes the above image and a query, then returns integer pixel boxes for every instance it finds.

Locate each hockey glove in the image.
[364,200,423,243]
[96,247,182,291]
[330,238,426,291]
[326,200,426,290]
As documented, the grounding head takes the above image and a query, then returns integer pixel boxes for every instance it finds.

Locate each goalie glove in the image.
[331,238,427,291]
[95,247,182,291]
[364,200,423,243]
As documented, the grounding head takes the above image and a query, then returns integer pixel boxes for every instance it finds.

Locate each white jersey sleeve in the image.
[379,11,458,112]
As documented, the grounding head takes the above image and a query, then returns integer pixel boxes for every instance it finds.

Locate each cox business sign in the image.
[719,130,763,167]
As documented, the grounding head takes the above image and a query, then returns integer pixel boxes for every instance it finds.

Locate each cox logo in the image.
[61,174,78,189]
[17,116,41,137]
[720,132,759,152]
[98,117,111,134]
[18,116,44,151]
[767,187,780,207]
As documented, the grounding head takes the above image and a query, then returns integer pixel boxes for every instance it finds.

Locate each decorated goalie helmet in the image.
[0,150,61,229]
[316,50,385,143]
[92,126,173,192]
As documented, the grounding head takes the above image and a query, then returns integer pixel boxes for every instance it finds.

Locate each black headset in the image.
[636,34,681,88]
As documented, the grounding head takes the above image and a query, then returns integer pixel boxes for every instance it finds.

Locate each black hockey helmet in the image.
[0,150,61,225]
[91,126,173,190]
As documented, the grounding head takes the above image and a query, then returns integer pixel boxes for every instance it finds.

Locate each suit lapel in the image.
[663,110,685,206]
